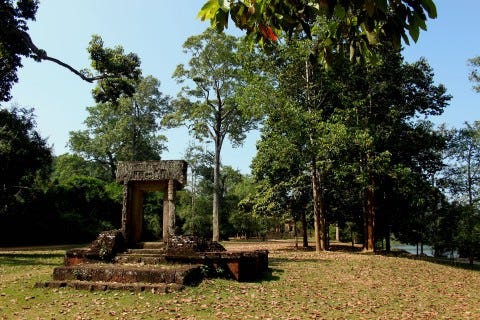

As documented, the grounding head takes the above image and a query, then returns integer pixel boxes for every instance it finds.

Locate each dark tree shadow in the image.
[0,252,64,266]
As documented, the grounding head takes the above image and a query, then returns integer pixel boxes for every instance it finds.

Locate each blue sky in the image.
[8,0,480,174]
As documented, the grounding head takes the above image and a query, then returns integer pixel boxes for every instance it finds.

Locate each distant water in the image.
[392,244,434,256]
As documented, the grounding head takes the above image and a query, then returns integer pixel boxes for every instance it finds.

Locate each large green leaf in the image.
[198,0,221,21]
[422,0,437,18]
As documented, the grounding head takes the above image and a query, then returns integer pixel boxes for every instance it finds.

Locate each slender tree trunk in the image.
[294,217,298,249]
[107,152,116,180]
[311,158,327,252]
[364,181,375,252]
[301,210,309,248]
[212,140,221,242]
[312,159,321,253]
[386,224,391,253]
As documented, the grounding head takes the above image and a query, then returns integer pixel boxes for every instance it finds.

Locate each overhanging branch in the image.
[21,30,109,83]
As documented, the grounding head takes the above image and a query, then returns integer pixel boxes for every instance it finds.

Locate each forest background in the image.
[1,0,480,263]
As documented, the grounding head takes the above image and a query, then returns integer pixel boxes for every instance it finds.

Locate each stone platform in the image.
[37,235,269,293]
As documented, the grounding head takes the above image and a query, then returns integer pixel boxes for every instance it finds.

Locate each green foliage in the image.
[141,192,163,241]
[177,190,213,238]
[436,122,480,261]
[198,0,437,63]
[175,159,262,239]
[43,175,121,242]
[51,153,110,182]
[165,29,260,145]
[440,122,480,207]
[87,35,142,103]
[249,32,450,250]
[166,28,262,241]
[0,0,39,101]
[69,75,169,180]
[0,107,124,245]
[0,106,52,215]
[468,56,480,93]
[454,206,480,262]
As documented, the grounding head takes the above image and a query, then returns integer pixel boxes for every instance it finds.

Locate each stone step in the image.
[35,280,184,294]
[52,264,202,285]
[115,254,167,265]
[126,248,166,255]
[137,242,167,249]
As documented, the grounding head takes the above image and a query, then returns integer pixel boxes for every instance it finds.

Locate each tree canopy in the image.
[198,0,437,62]
[69,75,169,180]
[0,106,52,214]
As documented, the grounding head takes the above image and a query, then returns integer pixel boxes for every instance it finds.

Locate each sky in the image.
[8,0,480,175]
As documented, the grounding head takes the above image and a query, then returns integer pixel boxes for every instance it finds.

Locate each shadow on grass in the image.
[0,252,64,266]
[248,268,283,283]
[328,244,363,253]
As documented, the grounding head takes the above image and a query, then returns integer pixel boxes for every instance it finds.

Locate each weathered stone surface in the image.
[35,281,184,294]
[166,235,226,255]
[116,161,187,185]
[163,249,270,282]
[52,264,203,285]
[64,229,125,266]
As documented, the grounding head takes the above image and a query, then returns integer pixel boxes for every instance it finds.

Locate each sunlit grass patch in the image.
[0,241,479,319]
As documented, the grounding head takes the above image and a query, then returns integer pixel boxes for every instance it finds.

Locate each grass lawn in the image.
[0,240,479,319]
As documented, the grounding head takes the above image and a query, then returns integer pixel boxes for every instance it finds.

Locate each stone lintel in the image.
[116,160,187,186]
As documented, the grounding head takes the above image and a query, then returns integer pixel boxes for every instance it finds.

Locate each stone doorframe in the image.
[116,161,187,245]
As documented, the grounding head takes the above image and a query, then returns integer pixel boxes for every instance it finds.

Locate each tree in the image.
[69,75,169,180]
[45,174,122,242]
[51,153,111,182]
[441,122,480,208]
[198,0,437,62]
[439,122,480,264]
[249,36,352,252]
[177,143,215,237]
[0,0,140,102]
[468,56,480,93]
[228,174,262,238]
[165,29,260,242]
[337,51,450,251]
[0,106,53,244]
[252,124,313,247]
[0,106,52,214]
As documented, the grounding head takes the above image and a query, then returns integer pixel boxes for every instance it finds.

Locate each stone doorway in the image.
[116,161,187,245]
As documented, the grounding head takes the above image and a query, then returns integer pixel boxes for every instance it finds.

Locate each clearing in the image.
[0,239,479,319]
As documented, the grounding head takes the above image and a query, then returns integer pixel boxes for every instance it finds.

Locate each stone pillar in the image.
[162,190,169,242]
[168,179,176,237]
[121,182,131,241]
[130,186,144,244]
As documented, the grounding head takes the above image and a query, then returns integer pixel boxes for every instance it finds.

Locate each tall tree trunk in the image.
[212,140,221,242]
[301,210,309,248]
[363,179,375,252]
[311,158,327,252]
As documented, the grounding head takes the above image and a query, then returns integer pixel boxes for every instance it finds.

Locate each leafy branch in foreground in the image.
[198,0,437,63]
[0,0,141,103]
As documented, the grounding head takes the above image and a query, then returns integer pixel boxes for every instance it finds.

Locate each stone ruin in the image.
[116,160,188,244]
[36,160,269,293]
